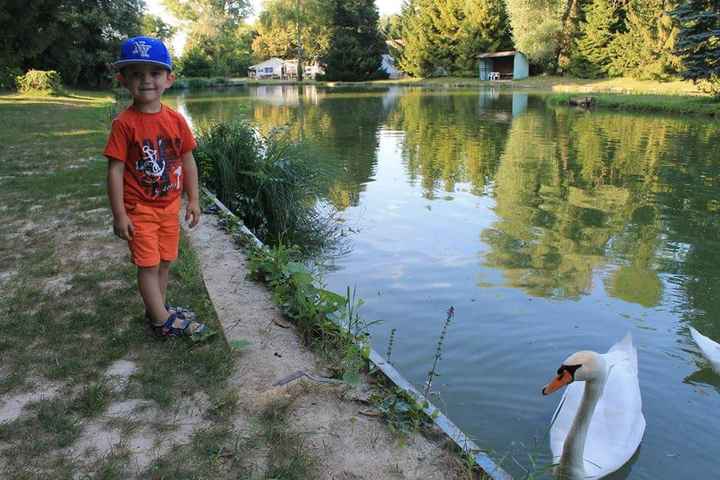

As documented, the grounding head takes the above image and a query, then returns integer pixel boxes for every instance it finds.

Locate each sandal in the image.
[150,312,216,342]
[145,304,197,323]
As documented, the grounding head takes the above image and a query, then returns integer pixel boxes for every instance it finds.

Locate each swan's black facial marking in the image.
[557,364,581,380]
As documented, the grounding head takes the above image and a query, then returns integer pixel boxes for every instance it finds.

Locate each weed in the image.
[74,381,111,417]
[370,384,432,437]
[385,327,397,364]
[424,306,455,398]
[247,243,374,383]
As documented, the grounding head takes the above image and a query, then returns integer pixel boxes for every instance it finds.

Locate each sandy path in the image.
[186,213,465,480]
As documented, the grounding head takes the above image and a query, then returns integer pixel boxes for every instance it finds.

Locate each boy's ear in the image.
[115,72,126,86]
[166,71,176,87]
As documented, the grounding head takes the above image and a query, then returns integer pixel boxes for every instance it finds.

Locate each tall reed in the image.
[195,121,340,254]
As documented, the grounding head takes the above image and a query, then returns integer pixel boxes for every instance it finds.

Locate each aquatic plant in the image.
[195,121,341,255]
[423,306,454,398]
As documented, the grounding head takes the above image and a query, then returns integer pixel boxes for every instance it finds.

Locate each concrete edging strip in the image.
[202,188,512,480]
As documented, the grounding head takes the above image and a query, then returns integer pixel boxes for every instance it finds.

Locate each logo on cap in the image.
[132,41,152,58]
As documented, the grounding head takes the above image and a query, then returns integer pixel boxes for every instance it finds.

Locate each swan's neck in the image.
[557,373,607,479]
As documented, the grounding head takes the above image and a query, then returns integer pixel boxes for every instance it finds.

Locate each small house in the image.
[249,58,325,80]
[249,58,285,79]
[477,51,529,81]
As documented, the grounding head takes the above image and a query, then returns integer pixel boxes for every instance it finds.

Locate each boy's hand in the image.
[186,201,201,228]
[113,214,134,240]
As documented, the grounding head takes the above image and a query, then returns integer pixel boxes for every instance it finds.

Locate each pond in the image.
[167,86,720,479]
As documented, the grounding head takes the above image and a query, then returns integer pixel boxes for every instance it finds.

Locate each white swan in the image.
[689,326,720,374]
[542,333,646,479]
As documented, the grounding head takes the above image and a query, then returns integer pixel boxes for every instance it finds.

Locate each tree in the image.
[321,0,387,81]
[164,0,253,76]
[568,0,622,77]
[673,0,720,96]
[606,0,681,79]
[0,0,145,87]
[506,0,568,69]
[399,0,512,77]
[251,0,333,77]
[142,13,177,43]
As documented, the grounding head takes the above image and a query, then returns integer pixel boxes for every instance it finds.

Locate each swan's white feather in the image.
[549,333,646,479]
[689,327,720,374]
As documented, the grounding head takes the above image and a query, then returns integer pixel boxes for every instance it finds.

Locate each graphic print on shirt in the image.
[136,137,182,198]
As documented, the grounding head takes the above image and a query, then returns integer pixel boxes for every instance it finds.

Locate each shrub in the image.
[15,70,64,95]
[0,65,22,90]
[195,121,341,254]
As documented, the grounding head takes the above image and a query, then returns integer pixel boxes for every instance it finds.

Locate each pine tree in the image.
[569,0,622,78]
[321,0,387,81]
[399,0,512,77]
[673,0,720,95]
[606,0,681,79]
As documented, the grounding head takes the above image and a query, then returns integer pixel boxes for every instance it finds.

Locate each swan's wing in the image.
[548,380,584,462]
[583,334,646,478]
[690,327,720,374]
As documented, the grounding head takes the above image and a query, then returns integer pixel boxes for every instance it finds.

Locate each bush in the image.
[15,70,64,95]
[697,75,720,98]
[196,121,340,254]
[0,65,22,90]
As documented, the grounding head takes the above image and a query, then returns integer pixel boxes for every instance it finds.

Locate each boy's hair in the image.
[114,36,172,72]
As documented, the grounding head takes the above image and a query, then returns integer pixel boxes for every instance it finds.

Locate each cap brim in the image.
[113,59,172,70]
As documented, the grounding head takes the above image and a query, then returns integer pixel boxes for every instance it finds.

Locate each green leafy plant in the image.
[15,70,63,95]
[0,65,22,90]
[247,244,372,382]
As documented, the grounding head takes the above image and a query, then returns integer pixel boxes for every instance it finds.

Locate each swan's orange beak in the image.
[542,370,573,396]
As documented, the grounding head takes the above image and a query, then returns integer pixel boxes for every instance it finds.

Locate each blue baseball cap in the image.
[114,36,173,71]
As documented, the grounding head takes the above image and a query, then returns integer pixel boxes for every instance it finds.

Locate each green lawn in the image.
[0,91,238,478]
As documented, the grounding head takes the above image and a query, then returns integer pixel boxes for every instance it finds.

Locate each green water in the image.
[169,86,720,479]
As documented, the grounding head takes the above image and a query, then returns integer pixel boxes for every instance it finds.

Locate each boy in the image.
[104,36,212,340]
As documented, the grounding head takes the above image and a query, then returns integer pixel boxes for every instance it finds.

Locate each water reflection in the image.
[169,86,720,479]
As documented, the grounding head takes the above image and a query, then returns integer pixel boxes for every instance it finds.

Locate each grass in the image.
[545,91,720,116]
[0,88,327,480]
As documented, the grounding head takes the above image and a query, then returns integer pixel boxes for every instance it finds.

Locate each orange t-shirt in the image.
[104,104,197,208]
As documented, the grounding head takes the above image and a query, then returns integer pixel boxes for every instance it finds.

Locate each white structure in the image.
[249,58,325,80]
[380,54,403,79]
[249,58,285,79]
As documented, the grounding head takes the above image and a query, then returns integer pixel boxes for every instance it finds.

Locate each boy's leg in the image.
[158,260,171,306]
[138,265,170,324]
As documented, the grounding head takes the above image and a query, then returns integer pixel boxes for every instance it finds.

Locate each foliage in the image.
[399,0,512,77]
[0,0,144,87]
[371,385,433,436]
[141,13,177,43]
[568,0,622,78]
[251,0,333,66]
[15,69,63,95]
[166,0,254,77]
[178,45,214,77]
[673,0,720,96]
[0,65,22,90]
[506,0,567,68]
[320,0,388,81]
[247,244,371,380]
[606,0,681,80]
[195,121,340,253]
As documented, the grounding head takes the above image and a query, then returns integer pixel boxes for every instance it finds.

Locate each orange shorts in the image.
[126,197,181,267]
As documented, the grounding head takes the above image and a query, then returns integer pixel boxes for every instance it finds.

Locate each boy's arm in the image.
[107,159,134,240]
[182,151,200,228]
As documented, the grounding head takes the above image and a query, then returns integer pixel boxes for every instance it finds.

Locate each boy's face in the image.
[118,63,175,107]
